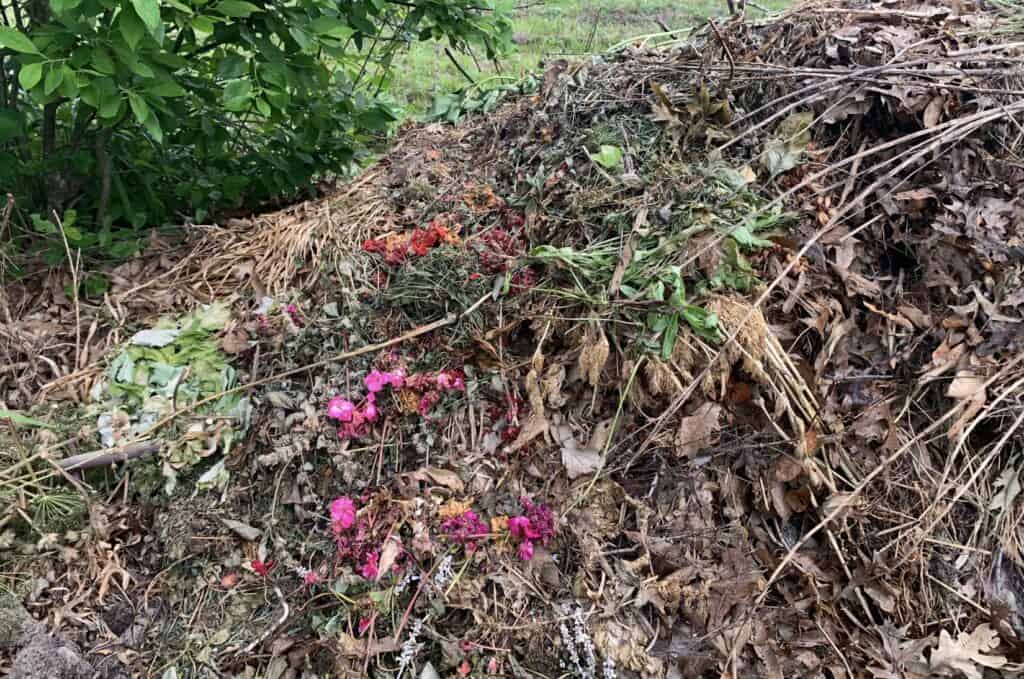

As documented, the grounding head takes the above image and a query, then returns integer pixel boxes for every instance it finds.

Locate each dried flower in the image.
[418,391,440,416]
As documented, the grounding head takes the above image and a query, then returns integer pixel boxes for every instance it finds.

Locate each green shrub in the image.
[0,0,511,261]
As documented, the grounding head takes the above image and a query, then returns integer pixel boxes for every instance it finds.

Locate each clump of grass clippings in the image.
[383,246,493,325]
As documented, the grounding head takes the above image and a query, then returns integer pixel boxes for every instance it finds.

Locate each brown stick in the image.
[56,440,163,471]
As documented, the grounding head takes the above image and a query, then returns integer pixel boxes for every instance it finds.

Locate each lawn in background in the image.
[392,0,787,112]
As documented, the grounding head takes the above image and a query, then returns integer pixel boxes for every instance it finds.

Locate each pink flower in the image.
[363,402,378,422]
[364,370,387,393]
[385,369,405,388]
[441,510,489,552]
[303,570,322,585]
[435,369,466,391]
[327,397,355,422]
[330,497,356,530]
[251,559,275,577]
[507,516,537,542]
[360,550,379,580]
[418,391,440,416]
[357,616,373,636]
[508,498,554,562]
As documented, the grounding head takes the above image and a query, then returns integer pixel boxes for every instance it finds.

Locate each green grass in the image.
[391,0,786,111]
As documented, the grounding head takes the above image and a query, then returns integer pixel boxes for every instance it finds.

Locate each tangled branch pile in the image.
[4,0,1024,676]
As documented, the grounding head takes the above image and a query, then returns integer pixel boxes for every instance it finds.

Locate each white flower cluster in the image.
[433,554,454,589]
[397,618,423,678]
[395,570,419,595]
[603,654,617,679]
[559,606,602,678]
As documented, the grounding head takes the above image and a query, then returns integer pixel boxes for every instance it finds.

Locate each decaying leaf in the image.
[578,326,610,387]
[930,624,1007,678]
[555,422,602,479]
[220,519,261,542]
[376,536,403,582]
[675,402,722,458]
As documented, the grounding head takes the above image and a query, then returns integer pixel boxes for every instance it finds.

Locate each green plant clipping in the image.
[590,144,624,170]
[92,302,251,494]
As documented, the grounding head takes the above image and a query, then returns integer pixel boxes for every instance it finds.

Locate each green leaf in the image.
[58,65,79,98]
[142,112,163,142]
[44,66,65,95]
[18,62,42,89]
[91,48,116,74]
[130,0,161,33]
[728,225,772,249]
[0,26,41,55]
[356,106,396,131]
[119,7,146,49]
[215,0,262,17]
[222,78,251,110]
[128,91,151,123]
[146,79,186,97]
[0,108,25,143]
[310,16,354,40]
[660,313,679,359]
[127,59,155,78]
[0,408,55,429]
[348,12,376,36]
[190,15,215,34]
[590,144,623,170]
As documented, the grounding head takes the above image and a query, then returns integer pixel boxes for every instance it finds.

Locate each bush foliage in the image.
[0,0,511,261]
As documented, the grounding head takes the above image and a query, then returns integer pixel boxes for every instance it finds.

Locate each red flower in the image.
[409,227,442,256]
[357,616,373,636]
[251,559,275,577]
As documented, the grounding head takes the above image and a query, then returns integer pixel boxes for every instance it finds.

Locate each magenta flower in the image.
[508,498,554,561]
[441,510,489,552]
[507,516,536,542]
[330,497,356,531]
[360,550,379,580]
[418,391,440,416]
[364,370,387,393]
[327,397,355,422]
[363,402,378,422]
[303,570,322,585]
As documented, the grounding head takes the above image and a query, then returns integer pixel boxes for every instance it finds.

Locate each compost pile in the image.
[3,0,1024,677]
